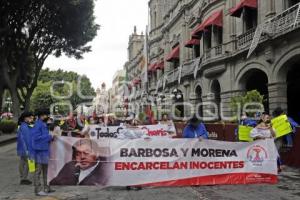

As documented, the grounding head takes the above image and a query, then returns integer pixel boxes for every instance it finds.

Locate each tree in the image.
[230,90,264,119]
[0,0,99,118]
[30,81,54,112]
[30,68,95,112]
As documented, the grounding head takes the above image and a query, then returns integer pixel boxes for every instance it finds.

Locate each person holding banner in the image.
[272,107,299,148]
[250,114,276,140]
[160,113,172,125]
[236,113,257,142]
[183,115,208,139]
[250,114,282,172]
[17,111,34,185]
[49,139,111,186]
[31,109,55,196]
[159,113,176,136]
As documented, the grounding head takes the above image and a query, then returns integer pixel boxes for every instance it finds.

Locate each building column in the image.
[184,83,192,117]
[189,91,198,116]
[266,0,276,19]
[182,20,190,61]
[211,26,218,48]
[268,82,288,114]
[229,0,237,51]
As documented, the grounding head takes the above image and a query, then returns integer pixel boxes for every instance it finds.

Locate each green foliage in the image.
[230,90,264,118]
[0,120,17,134]
[30,81,54,111]
[0,0,99,115]
[138,112,146,121]
[30,68,95,112]
[39,68,79,83]
[115,111,124,118]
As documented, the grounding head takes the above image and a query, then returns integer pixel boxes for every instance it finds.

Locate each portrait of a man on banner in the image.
[49,139,111,186]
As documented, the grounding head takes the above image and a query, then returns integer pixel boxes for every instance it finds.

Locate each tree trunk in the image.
[0,85,4,112]
[10,88,21,119]
[23,86,35,112]
[1,58,21,120]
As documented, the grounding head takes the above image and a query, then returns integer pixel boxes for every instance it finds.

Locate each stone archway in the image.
[238,69,269,113]
[273,47,300,123]
[287,66,300,123]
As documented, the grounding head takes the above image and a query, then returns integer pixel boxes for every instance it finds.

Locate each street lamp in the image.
[171,89,182,100]
[5,97,12,113]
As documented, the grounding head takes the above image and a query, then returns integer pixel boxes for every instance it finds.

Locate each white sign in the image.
[48,138,278,187]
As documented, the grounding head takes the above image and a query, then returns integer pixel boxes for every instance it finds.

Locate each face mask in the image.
[265,120,271,124]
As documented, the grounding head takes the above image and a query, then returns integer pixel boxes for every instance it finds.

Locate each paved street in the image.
[1,143,300,200]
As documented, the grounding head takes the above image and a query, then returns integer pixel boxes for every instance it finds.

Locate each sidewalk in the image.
[0,133,17,146]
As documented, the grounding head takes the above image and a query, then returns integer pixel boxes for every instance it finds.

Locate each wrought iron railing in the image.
[269,3,300,35]
[240,3,300,53]
[165,67,179,84]
[203,44,223,62]
[181,59,199,77]
[237,28,256,50]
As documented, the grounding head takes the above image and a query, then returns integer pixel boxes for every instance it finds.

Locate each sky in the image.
[44,0,149,89]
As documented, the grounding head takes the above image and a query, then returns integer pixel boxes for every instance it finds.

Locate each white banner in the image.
[87,123,176,139]
[48,138,278,187]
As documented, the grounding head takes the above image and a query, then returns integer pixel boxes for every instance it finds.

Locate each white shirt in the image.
[78,161,99,184]
[250,127,274,139]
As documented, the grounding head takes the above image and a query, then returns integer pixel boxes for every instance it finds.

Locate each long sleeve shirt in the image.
[183,123,209,139]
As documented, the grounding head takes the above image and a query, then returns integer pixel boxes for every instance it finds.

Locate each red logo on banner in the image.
[247,145,268,166]
[141,127,168,136]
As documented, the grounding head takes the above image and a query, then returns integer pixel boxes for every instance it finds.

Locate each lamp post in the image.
[171,89,184,118]
[171,89,182,100]
[5,97,12,113]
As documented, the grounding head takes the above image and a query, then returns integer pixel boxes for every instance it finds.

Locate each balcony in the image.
[149,81,156,91]
[149,24,164,44]
[166,67,180,85]
[237,28,256,50]
[181,58,200,78]
[268,3,300,37]
[203,44,223,63]
[236,3,300,53]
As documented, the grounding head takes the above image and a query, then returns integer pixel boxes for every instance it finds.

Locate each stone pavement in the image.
[1,143,300,200]
[0,134,17,146]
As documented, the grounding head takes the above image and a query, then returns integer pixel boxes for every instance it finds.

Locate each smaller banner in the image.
[271,115,293,138]
[238,126,254,142]
[88,123,176,139]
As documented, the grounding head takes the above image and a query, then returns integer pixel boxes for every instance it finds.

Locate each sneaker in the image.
[46,189,56,193]
[20,180,32,185]
[36,191,48,196]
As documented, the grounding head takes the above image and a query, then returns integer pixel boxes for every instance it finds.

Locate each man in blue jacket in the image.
[17,111,34,185]
[183,115,208,139]
[31,109,54,196]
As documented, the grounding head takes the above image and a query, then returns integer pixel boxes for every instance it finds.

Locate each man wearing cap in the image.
[31,109,54,196]
[17,111,34,185]
[183,115,208,139]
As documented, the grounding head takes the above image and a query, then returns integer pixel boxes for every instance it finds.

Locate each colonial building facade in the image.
[110,70,126,114]
[92,83,110,115]
[140,0,300,122]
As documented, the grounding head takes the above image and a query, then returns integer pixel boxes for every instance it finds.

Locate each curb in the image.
[0,135,17,147]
